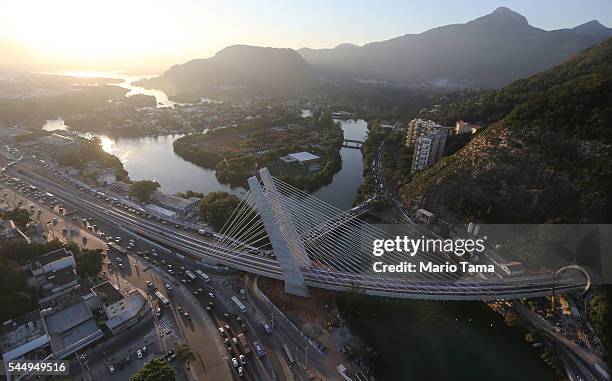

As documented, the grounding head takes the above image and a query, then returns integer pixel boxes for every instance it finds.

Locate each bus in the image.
[108,242,127,255]
[185,270,196,283]
[155,291,170,307]
[195,269,210,283]
[282,344,295,365]
[231,296,247,313]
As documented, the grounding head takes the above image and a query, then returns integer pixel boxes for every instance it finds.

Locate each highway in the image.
[5,163,586,302]
[3,163,323,380]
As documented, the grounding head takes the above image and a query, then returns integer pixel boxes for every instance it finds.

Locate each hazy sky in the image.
[1,0,611,72]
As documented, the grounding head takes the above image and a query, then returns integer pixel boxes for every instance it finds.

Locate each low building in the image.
[1,311,51,370]
[96,171,116,186]
[415,209,436,224]
[41,301,104,359]
[153,191,198,212]
[0,219,18,240]
[286,152,320,165]
[454,120,481,135]
[105,290,147,335]
[28,248,76,277]
[26,248,80,307]
[91,281,125,320]
[145,203,177,219]
[37,134,77,155]
[91,282,147,335]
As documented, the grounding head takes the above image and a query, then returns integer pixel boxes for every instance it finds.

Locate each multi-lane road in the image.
[3,161,332,380]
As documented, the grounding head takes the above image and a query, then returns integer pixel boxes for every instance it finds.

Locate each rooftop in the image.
[42,301,103,359]
[287,151,320,163]
[37,248,73,266]
[0,311,48,360]
[38,134,76,146]
[105,290,147,331]
[91,281,124,306]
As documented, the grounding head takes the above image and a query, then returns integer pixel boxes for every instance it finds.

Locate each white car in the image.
[231,357,239,368]
[238,367,244,377]
[137,349,143,359]
[232,337,238,345]
[239,354,246,365]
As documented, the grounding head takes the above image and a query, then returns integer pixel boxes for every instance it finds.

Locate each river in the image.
[41,116,369,207]
[41,77,556,380]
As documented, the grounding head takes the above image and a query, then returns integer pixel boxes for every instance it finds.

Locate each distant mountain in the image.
[400,37,612,223]
[299,7,612,88]
[136,45,319,97]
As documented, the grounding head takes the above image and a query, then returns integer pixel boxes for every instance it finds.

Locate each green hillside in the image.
[401,37,612,223]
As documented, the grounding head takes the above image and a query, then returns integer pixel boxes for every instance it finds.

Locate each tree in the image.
[130,180,160,202]
[198,192,241,231]
[130,359,175,381]
[175,342,195,369]
[75,249,103,279]
[1,208,30,229]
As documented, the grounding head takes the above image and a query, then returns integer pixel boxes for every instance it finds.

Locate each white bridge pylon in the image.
[248,169,310,297]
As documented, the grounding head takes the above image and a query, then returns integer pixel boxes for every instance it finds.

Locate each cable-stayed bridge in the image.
[16,166,589,301]
[212,168,588,300]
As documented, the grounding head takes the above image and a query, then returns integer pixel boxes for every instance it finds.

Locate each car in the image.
[238,367,244,377]
[232,337,238,345]
[261,321,272,335]
[218,327,226,336]
[239,354,246,365]
[141,346,147,354]
[137,349,143,359]
[156,307,162,317]
[118,263,125,269]
[254,342,265,358]
[165,283,173,292]
[208,292,215,299]
[184,312,190,320]
[108,365,115,374]
[231,357,239,368]
[177,306,183,314]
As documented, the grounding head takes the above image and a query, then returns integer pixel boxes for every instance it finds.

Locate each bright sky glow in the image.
[1,0,610,72]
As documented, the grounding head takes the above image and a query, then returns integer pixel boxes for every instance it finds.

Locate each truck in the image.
[236,333,251,355]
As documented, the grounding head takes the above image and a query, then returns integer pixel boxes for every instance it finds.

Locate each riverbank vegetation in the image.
[173,113,343,190]
[129,180,160,202]
[198,191,241,231]
[57,138,129,181]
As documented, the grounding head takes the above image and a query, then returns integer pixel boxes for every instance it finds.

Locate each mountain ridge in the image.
[136,45,319,97]
[298,7,612,88]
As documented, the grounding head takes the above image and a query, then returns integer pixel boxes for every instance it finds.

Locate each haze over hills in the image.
[299,7,612,88]
[136,45,319,97]
[401,37,612,223]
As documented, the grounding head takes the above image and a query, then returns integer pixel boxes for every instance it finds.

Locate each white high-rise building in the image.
[410,126,447,173]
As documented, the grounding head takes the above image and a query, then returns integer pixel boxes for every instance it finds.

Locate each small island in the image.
[173,113,343,190]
